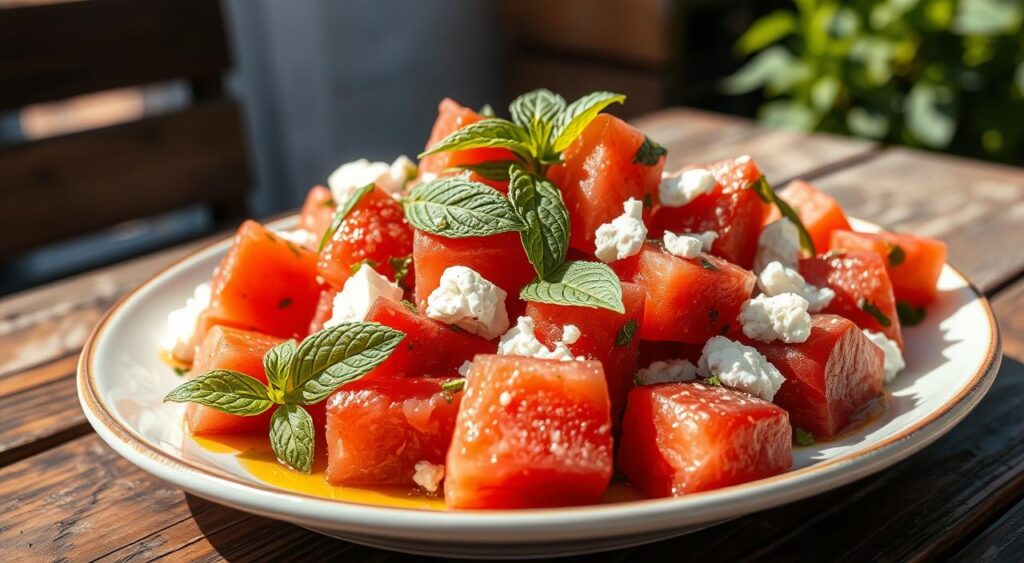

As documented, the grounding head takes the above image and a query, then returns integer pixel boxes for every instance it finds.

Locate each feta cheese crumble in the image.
[739,293,812,343]
[698,336,785,401]
[426,266,509,340]
[412,460,445,493]
[636,359,698,385]
[692,230,718,252]
[562,324,581,345]
[663,232,704,259]
[274,229,317,249]
[594,198,647,263]
[163,282,211,362]
[755,218,802,273]
[327,155,417,203]
[457,360,473,378]
[497,316,580,361]
[324,264,403,328]
[863,330,905,383]
[757,261,835,312]
[658,168,716,207]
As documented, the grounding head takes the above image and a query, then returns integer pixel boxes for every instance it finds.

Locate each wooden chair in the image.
[0,0,251,261]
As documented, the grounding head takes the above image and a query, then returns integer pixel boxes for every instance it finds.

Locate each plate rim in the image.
[76,216,1003,542]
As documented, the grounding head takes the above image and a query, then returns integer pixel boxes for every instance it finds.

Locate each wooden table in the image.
[3,108,1024,561]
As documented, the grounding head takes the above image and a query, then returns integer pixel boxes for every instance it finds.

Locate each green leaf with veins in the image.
[263,339,297,393]
[520,261,625,313]
[509,89,566,152]
[551,92,626,152]
[163,370,273,416]
[507,165,570,279]
[270,404,315,474]
[403,176,527,238]
[418,118,533,161]
[285,322,405,404]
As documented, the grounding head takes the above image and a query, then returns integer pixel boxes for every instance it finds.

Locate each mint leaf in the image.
[794,427,815,447]
[749,175,816,255]
[510,89,566,152]
[403,176,527,238]
[897,301,927,326]
[508,165,570,279]
[163,370,273,416]
[633,136,667,165]
[319,183,374,252]
[552,91,626,152]
[450,160,519,182]
[285,322,405,404]
[270,404,314,474]
[616,319,638,346]
[520,261,625,313]
[859,298,893,328]
[887,243,906,267]
[264,340,297,393]
[418,118,533,161]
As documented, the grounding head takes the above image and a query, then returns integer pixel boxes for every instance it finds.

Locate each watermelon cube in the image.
[767,180,852,254]
[419,98,517,176]
[619,382,792,497]
[445,355,614,509]
[612,243,755,343]
[298,185,336,246]
[526,281,646,421]
[830,230,947,307]
[747,314,885,440]
[325,378,460,487]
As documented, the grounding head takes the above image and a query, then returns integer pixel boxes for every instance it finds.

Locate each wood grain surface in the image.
[1,109,1023,561]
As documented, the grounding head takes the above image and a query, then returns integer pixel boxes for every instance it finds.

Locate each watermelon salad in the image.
[162,90,947,508]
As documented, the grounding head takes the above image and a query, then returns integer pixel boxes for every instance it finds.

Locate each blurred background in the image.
[1,0,1022,295]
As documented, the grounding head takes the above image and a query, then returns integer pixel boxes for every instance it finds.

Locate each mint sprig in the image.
[749,175,816,256]
[165,322,405,473]
[508,164,570,279]
[419,118,534,162]
[403,176,526,237]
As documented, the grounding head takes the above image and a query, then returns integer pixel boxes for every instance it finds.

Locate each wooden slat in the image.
[805,148,1024,293]
[0,0,229,110]
[0,101,249,257]
[634,109,879,184]
[0,360,85,466]
[951,494,1024,561]
[502,0,670,67]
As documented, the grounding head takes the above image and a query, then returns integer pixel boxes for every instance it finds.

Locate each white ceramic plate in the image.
[78,216,1002,558]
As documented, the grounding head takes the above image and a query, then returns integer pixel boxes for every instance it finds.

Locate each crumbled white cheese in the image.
[325,264,403,328]
[274,229,318,249]
[863,330,905,383]
[327,156,416,203]
[497,316,580,361]
[594,198,647,263]
[663,232,704,259]
[163,282,212,362]
[658,168,716,207]
[740,293,812,343]
[457,360,473,378]
[698,336,785,401]
[757,261,835,312]
[755,218,802,273]
[425,266,509,339]
[412,460,445,493]
[562,324,581,345]
[636,359,698,385]
[692,230,718,252]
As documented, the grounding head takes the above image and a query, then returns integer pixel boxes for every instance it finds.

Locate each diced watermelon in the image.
[298,185,336,244]
[363,298,496,379]
[325,378,460,486]
[547,114,665,253]
[526,282,645,421]
[744,315,884,440]
[612,243,755,343]
[445,355,614,509]
[412,230,535,316]
[186,326,326,436]
[830,230,947,307]
[766,180,852,253]
[195,221,321,346]
[799,251,904,349]
[317,185,414,291]
[618,382,791,497]
[650,156,771,269]
[419,98,516,176]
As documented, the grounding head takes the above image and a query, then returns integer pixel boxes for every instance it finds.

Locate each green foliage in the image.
[725,0,1024,163]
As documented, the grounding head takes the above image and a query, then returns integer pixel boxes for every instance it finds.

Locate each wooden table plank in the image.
[950,494,1024,561]
[804,148,1024,294]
